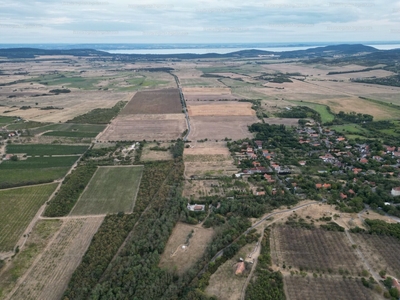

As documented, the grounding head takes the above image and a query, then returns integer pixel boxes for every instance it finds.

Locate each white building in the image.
[391,187,400,197]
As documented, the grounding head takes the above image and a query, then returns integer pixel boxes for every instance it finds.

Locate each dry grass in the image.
[187,102,255,116]
[98,114,186,141]
[141,142,173,161]
[206,243,257,300]
[8,217,104,300]
[159,222,214,274]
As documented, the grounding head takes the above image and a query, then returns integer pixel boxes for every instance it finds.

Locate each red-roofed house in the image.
[392,187,400,197]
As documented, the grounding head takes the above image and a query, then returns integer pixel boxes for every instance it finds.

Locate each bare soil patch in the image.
[8,217,104,300]
[120,88,182,114]
[187,102,255,116]
[98,114,186,141]
[159,222,214,274]
[188,116,258,141]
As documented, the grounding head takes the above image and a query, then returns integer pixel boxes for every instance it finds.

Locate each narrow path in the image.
[169,71,191,141]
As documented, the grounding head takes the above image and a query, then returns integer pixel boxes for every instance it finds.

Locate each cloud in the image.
[0,0,398,43]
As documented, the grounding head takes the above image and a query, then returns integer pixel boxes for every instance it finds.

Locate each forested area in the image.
[363,219,400,240]
[276,106,320,121]
[63,160,178,299]
[248,124,298,148]
[245,228,285,300]
[44,164,97,217]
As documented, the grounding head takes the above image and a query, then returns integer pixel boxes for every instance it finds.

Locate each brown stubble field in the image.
[98,114,186,141]
[8,217,104,300]
[159,222,214,275]
[120,88,182,114]
[187,101,255,116]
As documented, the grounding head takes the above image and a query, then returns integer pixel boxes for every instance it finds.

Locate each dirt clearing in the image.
[159,222,214,274]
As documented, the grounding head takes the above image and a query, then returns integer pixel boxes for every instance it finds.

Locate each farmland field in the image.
[120,88,182,114]
[264,118,301,126]
[188,116,259,140]
[31,123,106,136]
[0,183,58,252]
[351,233,400,279]
[0,168,69,189]
[141,142,173,161]
[0,156,78,189]
[284,276,376,300]
[0,220,62,298]
[6,144,88,156]
[271,226,363,275]
[8,217,104,300]
[99,114,186,141]
[70,166,143,215]
[187,102,255,116]
[289,101,335,123]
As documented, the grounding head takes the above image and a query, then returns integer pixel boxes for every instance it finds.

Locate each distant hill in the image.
[0,44,381,60]
[0,48,110,59]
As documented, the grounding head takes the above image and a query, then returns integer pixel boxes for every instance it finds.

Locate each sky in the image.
[0,0,400,44]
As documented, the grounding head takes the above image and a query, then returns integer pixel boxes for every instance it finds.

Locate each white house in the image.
[391,187,400,197]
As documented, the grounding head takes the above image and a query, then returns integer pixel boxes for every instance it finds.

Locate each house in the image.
[299,161,306,166]
[235,262,245,275]
[255,140,263,150]
[340,193,347,200]
[391,187,400,197]
[336,137,346,142]
[255,191,266,196]
[353,168,362,174]
[316,183,331,189]
[3,154,13,161]
[360,158,368,164]
[264,174,275,183]
[187,204,205,211]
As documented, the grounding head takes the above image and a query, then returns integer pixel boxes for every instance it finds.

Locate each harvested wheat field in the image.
[182,87,235,101]
[98,114,186,141]
[120,88,182,114]
[184,160,239,178]
[8,217,104,300]
[187,102,255,116]
[188,116,258,141]
[0,91,129,123]
[159,222,214,274]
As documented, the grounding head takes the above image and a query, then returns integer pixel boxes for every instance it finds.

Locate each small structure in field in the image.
[187,203,205,211]
[235,261,245,275]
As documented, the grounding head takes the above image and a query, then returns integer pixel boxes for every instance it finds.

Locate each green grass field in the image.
[0,156,79,169]
[42,131,100,138]
[0,156,78,189]
[0,183,58,252]
[6,144,88,156]
[290,101,335,123]
[31,123,106,136]
[70,166,143,215]
[0,116,18,126]
[6,121,48,130]
[330,124,369,135]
